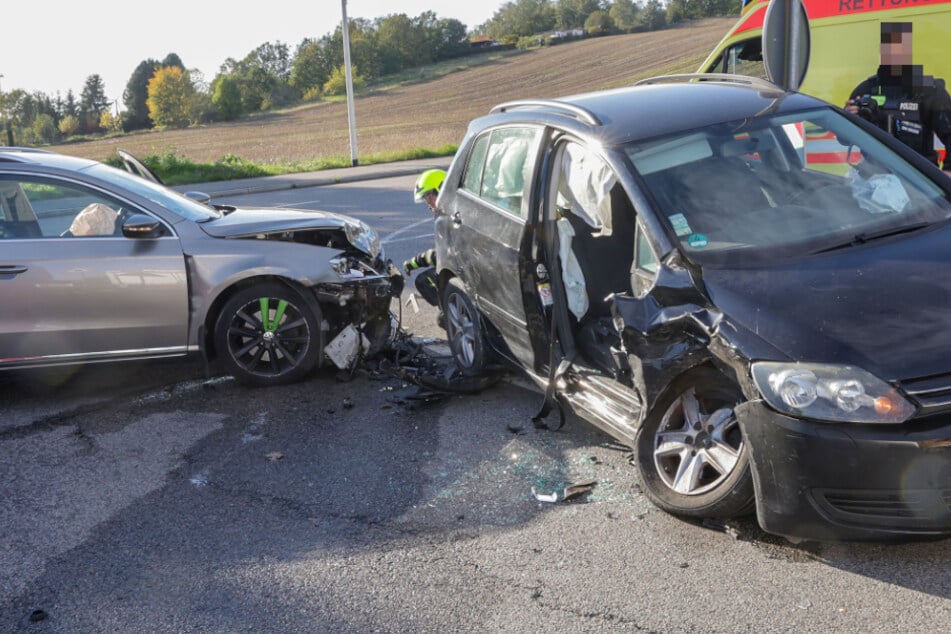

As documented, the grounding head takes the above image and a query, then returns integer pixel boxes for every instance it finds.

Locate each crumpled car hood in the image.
[199,207,356,237]
[703,223,951,382]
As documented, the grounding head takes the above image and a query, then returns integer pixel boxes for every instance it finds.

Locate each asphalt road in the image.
[2,173,950,632]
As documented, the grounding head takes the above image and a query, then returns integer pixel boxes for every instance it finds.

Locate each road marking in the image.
[384,233,434,244]
[382,218,432,245]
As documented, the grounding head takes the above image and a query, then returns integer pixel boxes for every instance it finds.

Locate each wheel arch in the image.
[641,357,750,424]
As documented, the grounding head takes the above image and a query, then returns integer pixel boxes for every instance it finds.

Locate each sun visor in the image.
[629,133,712,175]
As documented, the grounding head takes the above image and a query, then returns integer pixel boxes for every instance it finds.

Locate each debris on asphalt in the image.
[376,324,505,397]
[264,451,284,461]
[29,609,48,623]
[562,480,597,501]
[531,480,597,503]
[532,488,559,503]
[702,518,742,539]
[325,324,365,370]
[315,312,505,417]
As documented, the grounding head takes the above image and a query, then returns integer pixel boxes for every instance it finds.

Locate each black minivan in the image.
[432,74,951,542]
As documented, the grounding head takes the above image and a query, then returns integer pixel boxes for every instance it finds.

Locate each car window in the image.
[706,38,768,80]
[626,107,951,264]
[462,127,540,218]
[462,134,490,193]
[0,176,147,239]
[85,163,220,222]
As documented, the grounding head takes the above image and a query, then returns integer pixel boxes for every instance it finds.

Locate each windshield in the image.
[625,107,951,264]
[82,162,221,222]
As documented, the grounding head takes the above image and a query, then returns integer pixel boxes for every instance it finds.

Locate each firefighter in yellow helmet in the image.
[404,169,446,326]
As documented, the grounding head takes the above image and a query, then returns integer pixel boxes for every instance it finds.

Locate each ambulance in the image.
[700,0,951,167]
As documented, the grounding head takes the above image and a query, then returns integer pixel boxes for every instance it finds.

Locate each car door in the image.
[443,125,544,368]
[0,175,189,369]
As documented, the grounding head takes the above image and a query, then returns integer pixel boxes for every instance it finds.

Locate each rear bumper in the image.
[736,401,951,542]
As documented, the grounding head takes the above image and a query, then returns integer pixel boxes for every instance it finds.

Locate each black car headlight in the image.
[751,362,915,423]
[345,220,381,259]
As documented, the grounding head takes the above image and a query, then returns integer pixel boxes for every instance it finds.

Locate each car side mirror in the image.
[121,214,166,239]
[184,191,212,205]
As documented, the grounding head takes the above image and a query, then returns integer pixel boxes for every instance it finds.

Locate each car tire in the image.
[634,367,755,519]
[443,278,488,376]
[214,282,323,387]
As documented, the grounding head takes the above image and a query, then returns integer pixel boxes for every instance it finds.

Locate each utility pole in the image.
[341,0,359,166]
[0,74,7,147]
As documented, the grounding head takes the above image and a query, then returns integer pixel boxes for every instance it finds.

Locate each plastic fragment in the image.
[532,480,597,503]
[701,518,741,539]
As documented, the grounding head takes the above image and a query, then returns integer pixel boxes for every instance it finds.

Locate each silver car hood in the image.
[199,206,357,238]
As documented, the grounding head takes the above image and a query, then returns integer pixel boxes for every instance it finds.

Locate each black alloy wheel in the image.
[214,282,323,386]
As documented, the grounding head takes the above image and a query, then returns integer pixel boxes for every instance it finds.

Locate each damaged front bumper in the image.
[314,261,404,368]
[736,400,951,542]
[315,258,402,315]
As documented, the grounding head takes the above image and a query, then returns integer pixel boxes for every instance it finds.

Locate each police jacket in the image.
[849,64,951,169]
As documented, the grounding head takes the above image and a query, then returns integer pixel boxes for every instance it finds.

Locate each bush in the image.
[517,35,541,50]
[33,114,59,144]
[323,65,366,97]
[212,77,243,121]
[58,115,80,137]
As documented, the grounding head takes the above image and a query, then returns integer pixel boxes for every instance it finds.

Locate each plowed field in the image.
[51,18,734,165]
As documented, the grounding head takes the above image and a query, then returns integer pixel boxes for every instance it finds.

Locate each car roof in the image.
[483,75,829,146]
[0,147,99,171]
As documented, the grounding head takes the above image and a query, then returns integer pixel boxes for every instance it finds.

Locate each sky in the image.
[0,1,507,107]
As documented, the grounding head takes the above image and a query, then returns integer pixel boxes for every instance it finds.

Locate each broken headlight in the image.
[751,362,915,423]
[345,220,381,259]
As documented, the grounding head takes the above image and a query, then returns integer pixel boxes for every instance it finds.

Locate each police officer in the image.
[845,22,951,176]
[404,169,446,326]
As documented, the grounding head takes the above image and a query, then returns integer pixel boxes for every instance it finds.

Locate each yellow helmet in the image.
[413,169,446,203]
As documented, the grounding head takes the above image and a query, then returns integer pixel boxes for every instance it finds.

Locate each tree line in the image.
[0,0,739,146]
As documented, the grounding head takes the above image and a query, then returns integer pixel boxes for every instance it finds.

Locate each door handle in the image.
[452,212,462,226]
[0,265,28,275]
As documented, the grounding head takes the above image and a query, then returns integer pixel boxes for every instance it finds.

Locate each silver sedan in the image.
[0,148,400,386]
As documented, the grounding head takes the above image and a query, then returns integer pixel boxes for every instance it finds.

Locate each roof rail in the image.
[635,73,783,92]
[490,99,602,126]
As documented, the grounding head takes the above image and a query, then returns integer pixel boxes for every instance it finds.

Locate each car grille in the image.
[898,373,951,416]
[821,491,922,518]
[814,489,951,529]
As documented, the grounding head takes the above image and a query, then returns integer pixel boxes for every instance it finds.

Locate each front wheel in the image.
[443,278,489,376]
[214,282,323,386]
[634,368,754,519]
